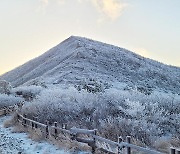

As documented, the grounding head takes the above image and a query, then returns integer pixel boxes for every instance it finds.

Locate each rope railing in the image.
[0,104,179,154]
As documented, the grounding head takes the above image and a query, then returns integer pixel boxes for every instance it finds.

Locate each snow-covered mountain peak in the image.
[0,36,180,94]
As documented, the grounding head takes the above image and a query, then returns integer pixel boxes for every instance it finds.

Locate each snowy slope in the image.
[0,116,68,154]
[0,36,180,94]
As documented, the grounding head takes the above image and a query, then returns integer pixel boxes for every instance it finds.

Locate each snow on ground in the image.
[0,115,82,154]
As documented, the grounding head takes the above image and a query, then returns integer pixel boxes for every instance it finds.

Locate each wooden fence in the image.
[0,105,179,154]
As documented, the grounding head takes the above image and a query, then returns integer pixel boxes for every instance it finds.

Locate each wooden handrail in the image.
[0,104,171,154]
[70,127,96,135]
[17,113,47,127]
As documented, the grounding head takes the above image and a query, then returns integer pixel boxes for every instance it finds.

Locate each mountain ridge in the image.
[0,36,180,94]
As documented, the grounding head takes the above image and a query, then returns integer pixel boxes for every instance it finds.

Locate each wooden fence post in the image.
[118,136,123,154]
[92,129,97,154]
[17,113,20,121]
[6,107,9,114]
[170,148,176,154]
[34,116,38,128]
[31,121,34,129]
[65,123,67,129]
[54,122,57,138]
[177,149,180,154]
[18,103,23,110]
[32,117,35,129]
[23,114,27,127]
[46,121,49,138]
[126,136,131,154]
[4,108,6,116]
[62,123,67,129]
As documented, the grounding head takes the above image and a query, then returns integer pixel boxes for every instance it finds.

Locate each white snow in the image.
[0,115,69,154]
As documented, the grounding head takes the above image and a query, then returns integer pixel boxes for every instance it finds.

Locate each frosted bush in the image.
[75,78,111,93]
[0,80,12,94]
[125,99,145,117]
[12,85,43,101]
[0,94,23,108]
[12,85,43,95]
[21,85,180,147]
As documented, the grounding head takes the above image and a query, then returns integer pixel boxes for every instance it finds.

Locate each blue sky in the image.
[0,0,180,74]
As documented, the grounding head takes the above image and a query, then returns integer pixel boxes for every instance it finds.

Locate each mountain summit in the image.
[1,36,180,94]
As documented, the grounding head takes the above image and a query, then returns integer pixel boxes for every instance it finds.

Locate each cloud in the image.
[90,0,127,21]
[38,0,65,12]
[38,0,127,20]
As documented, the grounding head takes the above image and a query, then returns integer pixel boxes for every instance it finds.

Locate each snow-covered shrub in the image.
[137,85,153,95]
[75,78,111,93]
[26,79,47,88]
[0,80,12,94]
[0,94,23,108]
[22,86,97,124]
[20,86,180,148]
[12,85,43,101]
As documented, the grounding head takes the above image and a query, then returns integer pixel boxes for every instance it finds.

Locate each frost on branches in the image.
[21,85,180,147]
[0,80,12,94]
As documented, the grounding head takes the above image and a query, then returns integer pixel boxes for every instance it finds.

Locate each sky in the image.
[0,0,180,75]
